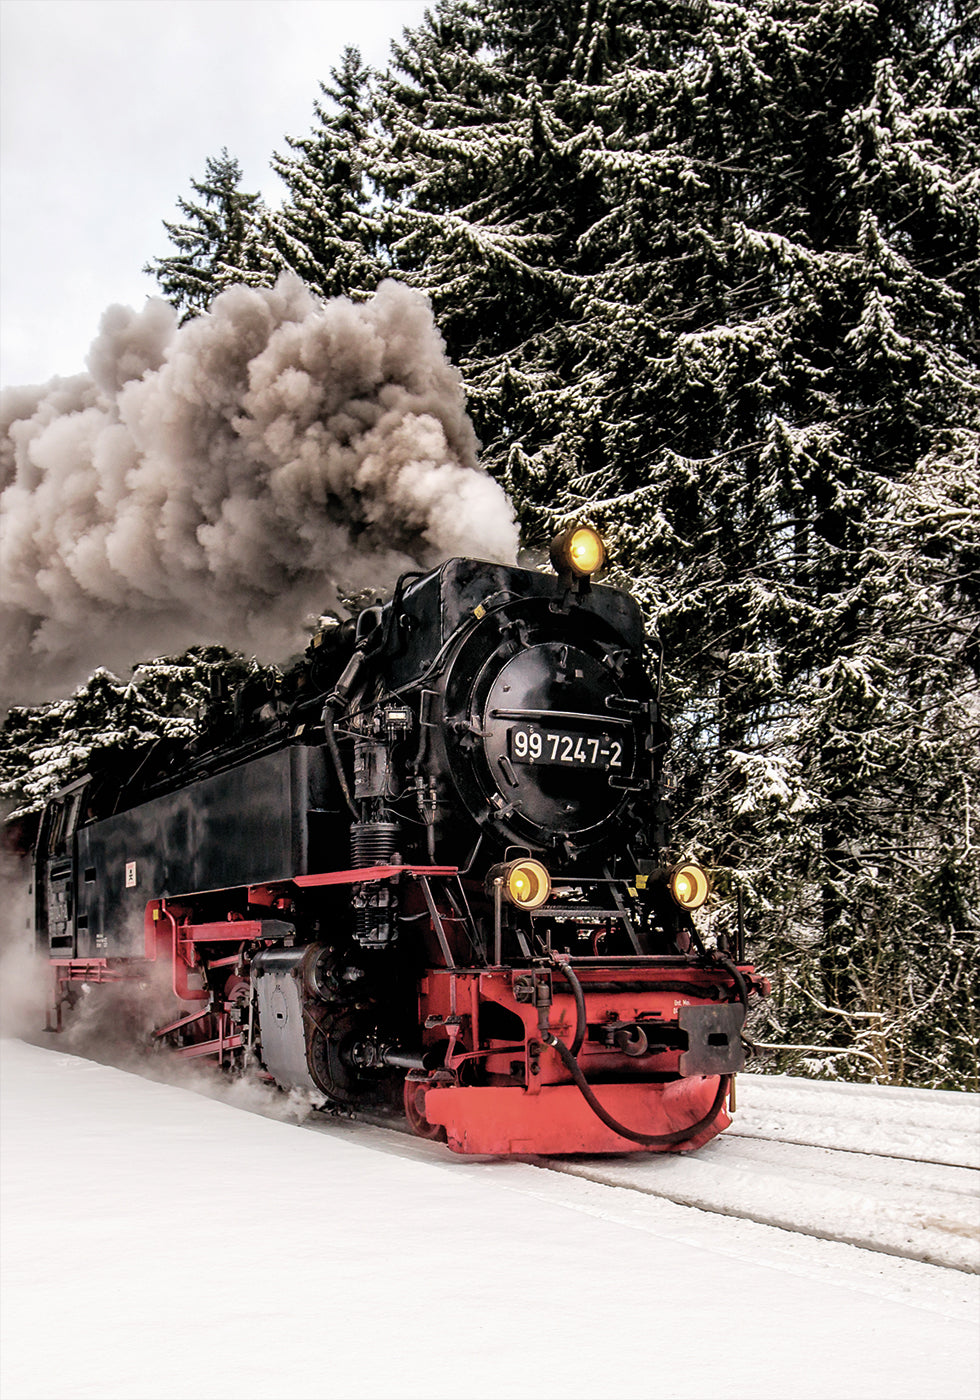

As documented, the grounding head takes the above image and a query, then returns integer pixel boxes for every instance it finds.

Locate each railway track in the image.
[531,1073,980,1274]
[724,1072,979,1169]
[7,1038,979,1400]
[536,1134,978,1273]
[303,1071,980,1280]
[43,1033,979,1281]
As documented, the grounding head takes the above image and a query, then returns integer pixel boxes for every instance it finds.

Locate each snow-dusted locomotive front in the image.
[34,529,767,1153]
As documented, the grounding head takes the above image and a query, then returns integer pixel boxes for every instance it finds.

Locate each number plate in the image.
[508,725,624,769]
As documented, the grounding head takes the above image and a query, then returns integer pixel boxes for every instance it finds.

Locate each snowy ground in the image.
[2,1038,978,1400]
[541,1073,980,1273]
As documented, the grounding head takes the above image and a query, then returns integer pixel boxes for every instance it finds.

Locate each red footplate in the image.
[423,1076,731,1155]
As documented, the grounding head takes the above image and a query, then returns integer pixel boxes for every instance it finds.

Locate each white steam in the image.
[0,843,43,1041]
[1,277,519,703]
[0,843,321,1125]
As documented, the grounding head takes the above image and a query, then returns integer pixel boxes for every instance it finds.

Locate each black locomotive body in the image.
[33,535,767,1153]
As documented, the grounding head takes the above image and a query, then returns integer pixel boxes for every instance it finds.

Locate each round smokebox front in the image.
[480,642,635,843]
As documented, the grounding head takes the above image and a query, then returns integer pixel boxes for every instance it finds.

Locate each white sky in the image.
[0,0,431,387]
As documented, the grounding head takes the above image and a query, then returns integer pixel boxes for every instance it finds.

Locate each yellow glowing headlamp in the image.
[549,525,606,579]
[487,858,552,910]
[668,862,711,911]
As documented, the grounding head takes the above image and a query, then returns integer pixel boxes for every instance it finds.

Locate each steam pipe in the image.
[319,642,372,821]
[381,1049,428,1070]
[321,701,358,819]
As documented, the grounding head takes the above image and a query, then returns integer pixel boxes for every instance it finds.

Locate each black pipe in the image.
[549,955,586,1056]
[545,1032,731,1148]
[321,703,359,819]
[712,950,748,1013]
[381,1049,428,1070]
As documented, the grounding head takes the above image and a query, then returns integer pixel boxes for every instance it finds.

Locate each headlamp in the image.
[487,858,552,910]
[668,862,711,911]
[549,525,606,579]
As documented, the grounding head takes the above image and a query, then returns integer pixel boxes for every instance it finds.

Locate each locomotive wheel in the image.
[403,1077,446,1141]
[308,1014,362,1106]
[222,975,250,1010]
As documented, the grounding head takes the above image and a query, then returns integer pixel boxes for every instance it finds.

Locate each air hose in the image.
[546,954,730,1147]
[712,949,757,1057]
[549,956,587,1056]
[712,949,748,1013]
[545,1031,731,1147]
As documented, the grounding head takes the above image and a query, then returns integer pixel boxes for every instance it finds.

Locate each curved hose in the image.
[712,949,756,1056]
[545,1030,731,1147]
[712,949,748,1013]
[545,953,729,1146]
[549,955,587,1056]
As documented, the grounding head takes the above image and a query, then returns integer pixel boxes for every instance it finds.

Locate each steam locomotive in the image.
[32,527,767,1153]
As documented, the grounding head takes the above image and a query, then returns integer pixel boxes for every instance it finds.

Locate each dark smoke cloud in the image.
[1,277,519,703]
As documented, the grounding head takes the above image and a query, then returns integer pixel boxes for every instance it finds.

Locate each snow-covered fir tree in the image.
[0,650,276,816]
[144,150,275,319]
[271,47,387,299]
[374,0,596,497]
[375,0,979,1085]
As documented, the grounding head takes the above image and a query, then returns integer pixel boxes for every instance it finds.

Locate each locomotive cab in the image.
[34,777,89,961]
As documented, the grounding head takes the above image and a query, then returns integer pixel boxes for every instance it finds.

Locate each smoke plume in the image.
[1,277,519,703]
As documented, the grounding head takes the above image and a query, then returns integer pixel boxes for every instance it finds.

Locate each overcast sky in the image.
[0,0,431,388]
